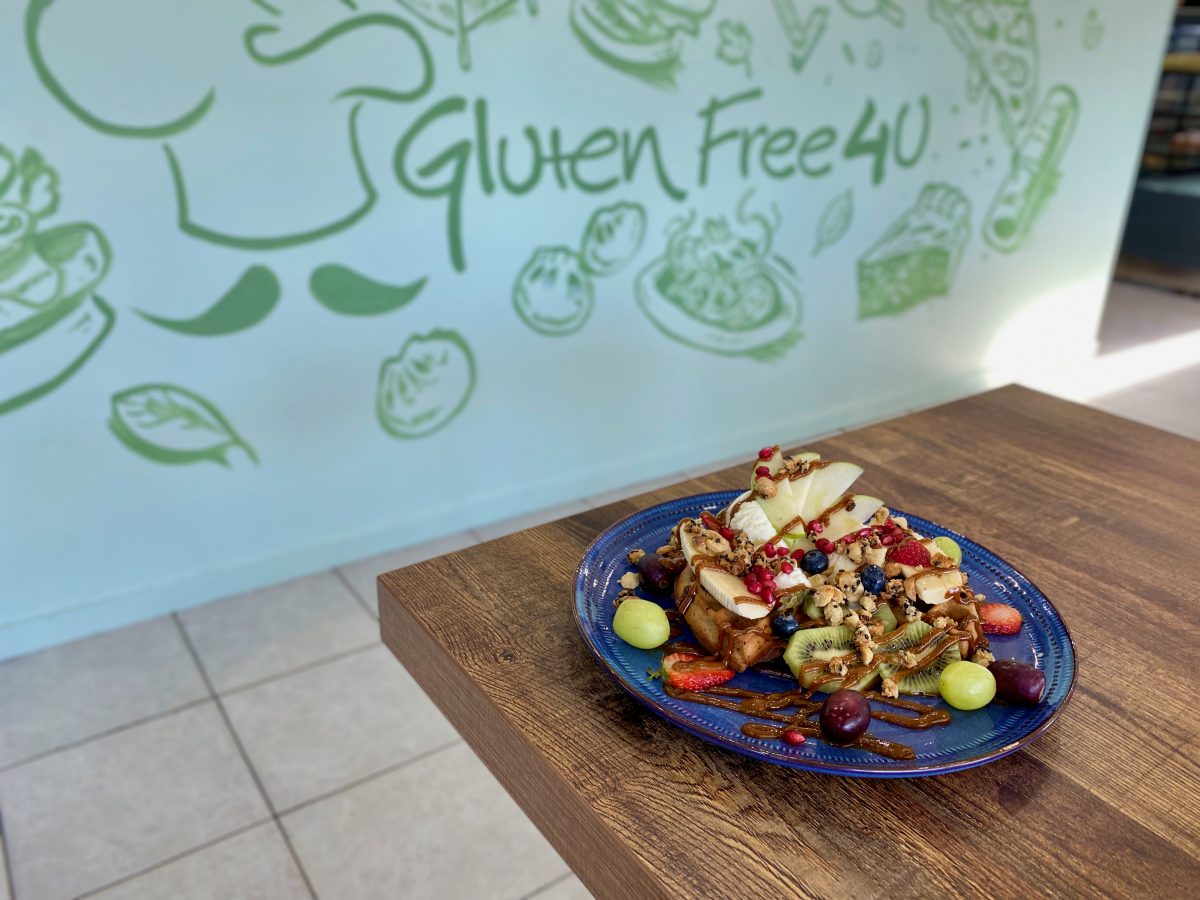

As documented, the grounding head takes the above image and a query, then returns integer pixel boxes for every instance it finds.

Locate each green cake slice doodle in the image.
[109,384,259,467]
[377,329,476,438]
[857,182,972,319]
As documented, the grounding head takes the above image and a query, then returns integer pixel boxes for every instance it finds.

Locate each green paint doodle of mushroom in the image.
[395,0,537,71]
[136,266,281,336]
[772,0,828,73]
[377,328,476,439]
[310,265,427,316]
[715,19,753,77]
[109,383,259,467]
[1,143,116,416]
[580,202,647,276]
[513,246,595,336]
[635,190,803,361]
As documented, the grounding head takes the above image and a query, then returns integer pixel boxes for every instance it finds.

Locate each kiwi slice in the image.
[802,594,821,622]
[877,621,962,695]
[871,602,898,634]
[783,626,878,691]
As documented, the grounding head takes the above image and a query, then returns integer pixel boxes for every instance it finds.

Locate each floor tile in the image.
[336,530,482,616]
[179,571,378,693]
[87,822,309,900]
[1097,281,1200,354]
[283,743,565,900]
[0,617,208,769]
[0,703,267,900]
[222,645,459,812]
[586,471,691,508]
[473,499,593,542]
[527,874,594,899]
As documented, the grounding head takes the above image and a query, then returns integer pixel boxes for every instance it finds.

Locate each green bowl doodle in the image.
[512,245,595,336]
[377,328,476,439]
[635,255,802,359]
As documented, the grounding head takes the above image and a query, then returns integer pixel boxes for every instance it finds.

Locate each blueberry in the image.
[800,549,828,575]
[860,564,886,595]
[772,613,800,639]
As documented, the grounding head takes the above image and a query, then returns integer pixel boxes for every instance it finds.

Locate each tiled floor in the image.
[1,280,1197,900]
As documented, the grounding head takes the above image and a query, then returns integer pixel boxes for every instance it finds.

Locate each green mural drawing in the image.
[857,182,971,319]
[838,0,905,29]
[310,265,427,316]
[569,0,716,89]
[772,1,828,73]
[715,19,753,77]
[109,384,259,467]
[929,0,1039,149]
[136,266,281,336]
[580,201,647,276]
[635,190,802,361]
[1082,9,1103,51]
[395,0,537,71]
[842,41,856,65]
[513,247,594,336]
[865,37,884,69]
[26,4,434,252]
[983,85,1079,253]
[813,188,854,256]
[514,201,646,336]
[377,328,476,438]
[0,143,115,416]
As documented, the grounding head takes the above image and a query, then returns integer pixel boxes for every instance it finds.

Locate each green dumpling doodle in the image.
[377,329,477,438]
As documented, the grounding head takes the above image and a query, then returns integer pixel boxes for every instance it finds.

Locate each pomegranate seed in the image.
[758,447,774,461]
[747,581,764,595]
[791,548,805,560]
[761,570,776,583]
[761,587,776,606]
[807,521,824,535]
[881,534,897,546]
[780,561,794,573]
[719,526,734,541]
[755,465,770,477]
[815,538,835,554]
[782,729,806,746]
[763,543,776,558]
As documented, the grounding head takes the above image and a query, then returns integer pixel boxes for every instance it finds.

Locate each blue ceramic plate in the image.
[574,491,1076,777]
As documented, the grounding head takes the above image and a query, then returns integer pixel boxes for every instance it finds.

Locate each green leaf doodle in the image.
[109,384,259,467]
[772,1,828,73]
[716,19,753,77]
[813,189,854,256]
[136,266,281,336]
[310,265,427,316]
[395,0,536,71]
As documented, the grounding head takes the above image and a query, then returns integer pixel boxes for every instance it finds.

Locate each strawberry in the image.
[661,653,735,692]
[886,539,932,568]
[980,603,1023,635]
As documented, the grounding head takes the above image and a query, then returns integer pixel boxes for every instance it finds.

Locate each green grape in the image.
[933,536,963,566]
[612,598,670,649]
[938,660,996,710]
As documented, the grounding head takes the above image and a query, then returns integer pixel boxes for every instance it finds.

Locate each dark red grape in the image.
[989,660,1045,705]
[637,552,674,594]
[819,690,872,743]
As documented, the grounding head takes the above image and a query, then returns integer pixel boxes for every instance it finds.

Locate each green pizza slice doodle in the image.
[813,188,854,256]
[109,383,259,467]
[376,328,476,439]
[136,266,281,336]
[310,264,427,316]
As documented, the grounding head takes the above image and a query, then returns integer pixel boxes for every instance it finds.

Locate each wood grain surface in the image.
[379,386,1200,900]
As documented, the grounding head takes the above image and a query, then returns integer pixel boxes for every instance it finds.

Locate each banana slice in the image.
[679,526,770,620]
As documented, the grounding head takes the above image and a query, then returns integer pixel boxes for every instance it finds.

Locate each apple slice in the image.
[820,495,884,542]
[798,462,864,523]
[679,526,770,620]
[784,452,821,514]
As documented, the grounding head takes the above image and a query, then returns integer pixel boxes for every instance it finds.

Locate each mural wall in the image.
[0,0,1173,656]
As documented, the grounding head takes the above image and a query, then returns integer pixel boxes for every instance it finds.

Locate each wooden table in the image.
[379,386,1200,899]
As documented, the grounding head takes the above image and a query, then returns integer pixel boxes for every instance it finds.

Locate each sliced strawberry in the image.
[661,652,735,692]
[980,603,1022,635]
[886,539,932,568]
